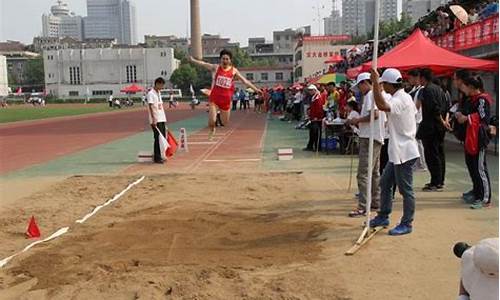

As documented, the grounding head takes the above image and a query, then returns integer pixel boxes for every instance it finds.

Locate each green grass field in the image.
[0,104,131,123]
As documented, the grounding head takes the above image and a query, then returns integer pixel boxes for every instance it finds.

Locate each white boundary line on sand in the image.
[0,175,145,268]
[76,176,145,224]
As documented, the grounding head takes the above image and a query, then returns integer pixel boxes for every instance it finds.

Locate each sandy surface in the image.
[0,172,497,299]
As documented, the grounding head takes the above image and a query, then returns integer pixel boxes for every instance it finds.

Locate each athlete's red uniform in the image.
[209,66,235,111]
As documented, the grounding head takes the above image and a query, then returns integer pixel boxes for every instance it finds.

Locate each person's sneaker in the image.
[369,216,390,228]
[208,129,216,141]
[348,209,366,218]
[422,185,443,192]
[463,194,476,204]
[388,223,413,236]
[462,190,474,199]
[470,201,492,209]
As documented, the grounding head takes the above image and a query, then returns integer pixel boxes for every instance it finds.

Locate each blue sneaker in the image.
[462,190,474,198]
[388,223,413,236]
[369,216,389,228]
[463,194,475,204]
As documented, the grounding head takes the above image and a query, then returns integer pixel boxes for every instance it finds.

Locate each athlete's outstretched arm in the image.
[189,56,217,71]
[234,69,262,94]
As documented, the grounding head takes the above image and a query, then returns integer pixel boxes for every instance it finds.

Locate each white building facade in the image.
[43,48,179,98]
[84,0,137,45]
[237,66,293,90]
[42,1,84,41]
[0,55,8,97]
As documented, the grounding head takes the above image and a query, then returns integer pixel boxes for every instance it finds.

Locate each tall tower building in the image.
[342,0,403,37]
[42,1,84,41]
[324,1,343,35]
[380,0,403,22]
[83,0,137,45]
[404,0,447,23]
[342,0,373,37]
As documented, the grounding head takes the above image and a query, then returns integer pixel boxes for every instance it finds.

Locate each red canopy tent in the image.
[120,84,144,93]
[359,29,498,74]
[324,54,344,64]
[347,66,363,80]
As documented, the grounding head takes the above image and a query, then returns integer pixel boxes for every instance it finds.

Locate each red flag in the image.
[166,131,178,157]
[26,216,41,238]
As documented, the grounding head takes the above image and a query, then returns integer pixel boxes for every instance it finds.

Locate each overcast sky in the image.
[0,0,338,46]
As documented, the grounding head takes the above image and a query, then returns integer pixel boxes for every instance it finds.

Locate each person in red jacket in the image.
[190,49,261,139]
[454,70,492,209]
[303,84,326,152]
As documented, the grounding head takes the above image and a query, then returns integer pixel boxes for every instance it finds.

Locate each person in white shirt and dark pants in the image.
[147,77,167,164]
[346,72,388,217]
[369,68,420,236]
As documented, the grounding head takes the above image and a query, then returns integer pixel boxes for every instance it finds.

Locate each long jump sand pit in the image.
[0,173,352,300]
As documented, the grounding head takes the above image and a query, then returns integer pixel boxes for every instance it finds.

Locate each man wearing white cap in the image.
[369,68,420,235]
[455,238,499,300]
[347,72,389,217]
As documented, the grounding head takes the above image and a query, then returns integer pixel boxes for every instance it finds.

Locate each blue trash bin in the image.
[327,138,337,151]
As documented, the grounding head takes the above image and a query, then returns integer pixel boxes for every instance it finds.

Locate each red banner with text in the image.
[433,14,498,51]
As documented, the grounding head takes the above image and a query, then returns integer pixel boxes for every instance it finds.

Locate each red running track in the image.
[0,106,203,174]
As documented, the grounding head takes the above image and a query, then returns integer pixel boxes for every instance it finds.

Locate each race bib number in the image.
[215,75,232,89]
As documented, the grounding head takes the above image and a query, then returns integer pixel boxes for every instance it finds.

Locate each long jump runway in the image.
[124,110,267,174]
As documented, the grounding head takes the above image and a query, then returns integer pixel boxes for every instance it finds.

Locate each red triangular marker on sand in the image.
[26,216,41,238]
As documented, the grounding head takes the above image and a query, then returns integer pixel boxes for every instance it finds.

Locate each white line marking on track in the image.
[187,127,237,173]
[203,158,261,162]
[188,141,218,145]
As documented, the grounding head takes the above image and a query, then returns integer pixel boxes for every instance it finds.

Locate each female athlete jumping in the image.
[189,49,261,138]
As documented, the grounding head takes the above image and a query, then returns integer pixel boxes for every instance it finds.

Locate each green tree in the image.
[380,13,413,38]
[170,64,198,94]
[23,56,44,86]
[7,72,18,89]
[174,48,190,65]
[350,34,371,44]
[231,47,254,68]
[192,65,212,90]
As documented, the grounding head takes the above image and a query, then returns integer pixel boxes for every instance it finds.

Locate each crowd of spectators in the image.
[421,0,498,38]
[327,0,498,74]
